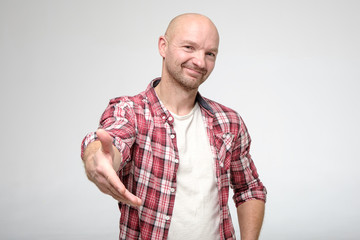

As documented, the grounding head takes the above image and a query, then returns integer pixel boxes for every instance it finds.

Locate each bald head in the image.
[157,13,220,92]
[165,13,219,43]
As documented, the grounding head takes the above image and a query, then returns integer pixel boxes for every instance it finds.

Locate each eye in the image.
[206,52,216,58]
[183,46,194,51]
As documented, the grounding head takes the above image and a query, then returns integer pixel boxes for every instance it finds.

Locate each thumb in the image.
[96,129,114,154]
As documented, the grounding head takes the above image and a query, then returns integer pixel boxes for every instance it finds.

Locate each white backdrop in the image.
[1,1,359,239]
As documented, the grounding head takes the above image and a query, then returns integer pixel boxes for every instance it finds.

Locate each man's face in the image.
[161,17,219,91]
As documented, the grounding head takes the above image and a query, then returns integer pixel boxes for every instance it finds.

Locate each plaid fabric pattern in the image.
[81,78,267,240]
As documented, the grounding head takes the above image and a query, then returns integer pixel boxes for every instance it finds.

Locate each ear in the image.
[158,36,167,58]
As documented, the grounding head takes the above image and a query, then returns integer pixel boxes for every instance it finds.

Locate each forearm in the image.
[237,199,265,240]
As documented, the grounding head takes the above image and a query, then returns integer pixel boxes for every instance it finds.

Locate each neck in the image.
[155,78,198,116]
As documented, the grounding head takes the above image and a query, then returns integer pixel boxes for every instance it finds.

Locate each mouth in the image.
[182,64,207,77]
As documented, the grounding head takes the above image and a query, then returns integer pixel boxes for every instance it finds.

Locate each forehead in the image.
[167,17,219,49]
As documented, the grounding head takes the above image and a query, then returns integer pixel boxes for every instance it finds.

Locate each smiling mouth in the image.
[186,67,203,76]
[182,64,207,76]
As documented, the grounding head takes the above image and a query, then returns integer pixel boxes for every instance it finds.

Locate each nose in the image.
[192,51,206,69]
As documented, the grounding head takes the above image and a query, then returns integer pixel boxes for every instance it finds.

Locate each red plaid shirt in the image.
[81,78,267,240]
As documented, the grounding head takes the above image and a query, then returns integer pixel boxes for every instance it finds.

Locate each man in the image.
[81,13,267,240]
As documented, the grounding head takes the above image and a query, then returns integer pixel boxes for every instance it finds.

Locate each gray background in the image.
[1,0,359,239]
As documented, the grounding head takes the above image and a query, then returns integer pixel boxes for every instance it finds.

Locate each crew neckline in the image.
[169,102,199,120]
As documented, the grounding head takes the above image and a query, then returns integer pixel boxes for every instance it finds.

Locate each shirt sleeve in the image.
[230,116,267,207]
[81,97,137,164]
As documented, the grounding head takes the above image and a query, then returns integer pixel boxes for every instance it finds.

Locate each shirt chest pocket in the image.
[214,132,234,171]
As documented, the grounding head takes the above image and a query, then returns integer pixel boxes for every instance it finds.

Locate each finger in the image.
[104,169,142,206]
[122,189,142,207]
[109,189,142,207]
[96,129,113,154]
[115,195,141,207]
[98,176,142,206]
[97,166,127,199]
[94,175,125,201]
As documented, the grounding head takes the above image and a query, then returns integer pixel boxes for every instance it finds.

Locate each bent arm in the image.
[81,129,141,206]
[237,200,265,240]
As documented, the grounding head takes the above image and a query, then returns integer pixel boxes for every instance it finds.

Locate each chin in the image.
[180,77,206,90]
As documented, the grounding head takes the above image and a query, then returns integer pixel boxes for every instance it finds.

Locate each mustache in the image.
[181,63,207,75]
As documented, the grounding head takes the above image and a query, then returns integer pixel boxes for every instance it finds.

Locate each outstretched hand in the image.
[84,129,142,207]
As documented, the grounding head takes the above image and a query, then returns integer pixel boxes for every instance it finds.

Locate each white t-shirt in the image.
[167,103,220,240]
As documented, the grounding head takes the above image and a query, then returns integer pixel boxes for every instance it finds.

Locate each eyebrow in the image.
[181,40,218,53]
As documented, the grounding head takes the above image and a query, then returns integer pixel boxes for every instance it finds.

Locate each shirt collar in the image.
[145,78,215,117]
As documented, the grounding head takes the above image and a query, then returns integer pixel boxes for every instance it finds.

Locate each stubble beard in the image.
[166,62,208,91]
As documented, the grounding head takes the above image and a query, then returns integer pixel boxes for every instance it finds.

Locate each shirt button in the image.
[174,159,179,163]
[170,188,175,193]
[170,134,175,139]
[220,162,224,167]
[168,116,173,121]
[162,116,166,120]
[165,216,170,221]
